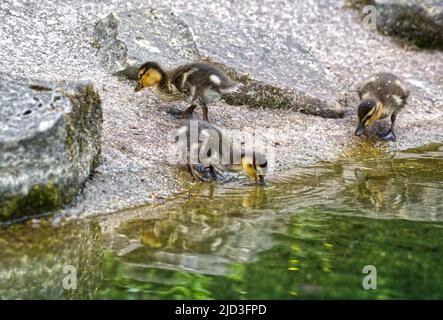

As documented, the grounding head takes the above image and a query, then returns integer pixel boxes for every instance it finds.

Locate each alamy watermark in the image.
[362,265,377,290]
[63,265,77,290]
[362,5,377,30]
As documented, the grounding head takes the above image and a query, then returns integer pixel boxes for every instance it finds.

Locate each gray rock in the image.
[92,8,346,118]
[351,0,443,49]
[0,73,102,222]
[92,9,199,75]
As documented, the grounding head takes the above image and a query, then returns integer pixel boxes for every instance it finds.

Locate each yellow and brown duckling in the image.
[135,62,240,122]
[173,120,268,185]
[355,72,410,142]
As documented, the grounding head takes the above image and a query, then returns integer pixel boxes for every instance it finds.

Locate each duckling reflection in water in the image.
[355,73,409,142]
[135,61,240,122]
[354,168,386,211]
[172,120,269,185]
[139,220,180,249]
[242,186,268,209]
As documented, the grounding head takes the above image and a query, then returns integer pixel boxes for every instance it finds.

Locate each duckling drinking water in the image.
[172,120,268,185]
[135,62,239,122]
[355,73,409,141]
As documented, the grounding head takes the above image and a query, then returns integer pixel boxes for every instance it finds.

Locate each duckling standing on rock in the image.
[355,73,410,142]
[172,120,268,185]
[135,62,239,122]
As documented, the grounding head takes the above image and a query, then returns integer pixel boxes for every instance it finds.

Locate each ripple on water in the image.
[169,144,443,222]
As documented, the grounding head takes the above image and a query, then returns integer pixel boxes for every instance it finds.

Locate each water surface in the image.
[1,144,443,299]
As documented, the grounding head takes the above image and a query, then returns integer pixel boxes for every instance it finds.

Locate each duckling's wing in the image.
[172,63,239,92]
[194,63,239,91]
[170,64,199,89]
[388,82,410,109]
[392,78,410,101]
[379,73,409,102]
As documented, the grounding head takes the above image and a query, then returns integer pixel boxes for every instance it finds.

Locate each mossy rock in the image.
[350,0,443,50]
[0,73,103,222]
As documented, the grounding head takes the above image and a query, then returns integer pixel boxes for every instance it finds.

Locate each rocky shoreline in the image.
[0,0,442,222]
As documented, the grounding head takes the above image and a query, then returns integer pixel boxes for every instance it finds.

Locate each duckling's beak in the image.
[257,175,266,186]
[355,123,366,136]
[134,82,144,92]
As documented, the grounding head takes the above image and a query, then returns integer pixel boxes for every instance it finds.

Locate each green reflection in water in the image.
[0,220,103,299]
[1,144,443,299]
[95,144,443,299]
[97,211,443,299]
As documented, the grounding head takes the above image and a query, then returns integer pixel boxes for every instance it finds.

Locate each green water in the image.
[1,144,443,299]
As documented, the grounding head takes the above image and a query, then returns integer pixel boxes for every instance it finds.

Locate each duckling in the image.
[172,120,268,185]
[135,62,239,122]
[240,151,268,185]
[355,73,409,142]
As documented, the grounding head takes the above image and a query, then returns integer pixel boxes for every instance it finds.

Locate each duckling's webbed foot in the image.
[166,108,193,119]
[167,105,196,119]
[378,130,396,142]
[191,164,224,182]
